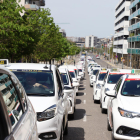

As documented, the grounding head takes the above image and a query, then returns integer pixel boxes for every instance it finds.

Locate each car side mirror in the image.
[105,90,116,98]
[64,86,73,90]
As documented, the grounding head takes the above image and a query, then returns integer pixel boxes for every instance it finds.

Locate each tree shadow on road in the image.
[64,127,85,140]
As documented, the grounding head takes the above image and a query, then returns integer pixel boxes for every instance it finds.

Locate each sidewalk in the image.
[100,55,131,69]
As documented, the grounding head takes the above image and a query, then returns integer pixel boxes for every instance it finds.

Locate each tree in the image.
[0,0,37,62]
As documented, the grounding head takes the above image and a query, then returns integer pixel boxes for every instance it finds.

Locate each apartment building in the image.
[85,35,98,48]
[113,0,130,64]
[128,0,140,68]
[18,0,45,16]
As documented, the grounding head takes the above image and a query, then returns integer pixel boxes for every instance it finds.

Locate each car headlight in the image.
[118,107,140,118]
[96,84,101,89]
[105,88,110,92]
[37,105,57,122]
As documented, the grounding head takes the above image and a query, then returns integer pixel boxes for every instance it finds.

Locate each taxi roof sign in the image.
[101,68,107,70]
[110,68,120,72]
[0,59,9,66]
[131,69,140,75]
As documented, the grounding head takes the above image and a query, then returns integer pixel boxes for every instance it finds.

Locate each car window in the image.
[107,74,124,84]
[11,75,27,111]
[0,74,24,129]
[98,73,107,81]
[121,79,140,96]
[60,73,69,85]
[93,70,99,75]
[69,71,75,78]
[12,70,55,96]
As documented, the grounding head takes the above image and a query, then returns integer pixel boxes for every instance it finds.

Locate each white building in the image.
[85,35,94,47]
[17,0,45,16]
[113,0,130,62]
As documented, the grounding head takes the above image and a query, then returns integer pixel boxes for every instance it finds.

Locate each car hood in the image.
[28,96,57,112]
[120,96,140,113]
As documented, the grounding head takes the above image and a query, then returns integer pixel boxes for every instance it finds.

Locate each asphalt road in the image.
[64,54,113,140]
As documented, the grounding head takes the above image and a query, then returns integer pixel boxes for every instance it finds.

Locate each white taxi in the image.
[93,69,107,103]
[89,68,101,87]
[107,71,140,140]
[59,67,76,119]
[100,68,131,113]
[8,63,69,140]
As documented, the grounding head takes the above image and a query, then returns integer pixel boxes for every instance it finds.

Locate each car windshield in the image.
[93,70,99,75]
[98,73,106,81]
[13,71,55,96]
[107,74,123,84]
[121,80,140,96]
[69,71,75,78]
[60,73,69,85]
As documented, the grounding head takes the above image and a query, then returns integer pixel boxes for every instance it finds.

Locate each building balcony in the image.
[129,9,140,21]
[127,48,140,54]
[129,0,140,10]
[25,4,39,10]
[128,35,140,42]
[128,21,140,31]
[113,48,128,54]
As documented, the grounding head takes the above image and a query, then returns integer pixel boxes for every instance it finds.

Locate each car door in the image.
[108,79,122,128]
[57,69,68,128]
[0,71,38,140]
[55,69,65,134]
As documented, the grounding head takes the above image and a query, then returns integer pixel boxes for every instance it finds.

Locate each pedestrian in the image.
[74,60,75,66]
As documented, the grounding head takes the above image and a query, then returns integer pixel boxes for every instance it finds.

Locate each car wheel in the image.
[64,122,68,135]
[101,107,106,114]
[60,124,63,140]
[107,118,111,131]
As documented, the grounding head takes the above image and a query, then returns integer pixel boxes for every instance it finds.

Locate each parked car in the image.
[0,61,38,140]
[8,63,69,140]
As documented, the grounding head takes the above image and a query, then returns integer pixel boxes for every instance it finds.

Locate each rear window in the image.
[107,74,124,84]
[121,80,140,96]
[12,70,55,96]
[74,70,77,76]
[79,69,82,72]
[98,73,106,81]
[60,73,69,85]
[69,71,75,78]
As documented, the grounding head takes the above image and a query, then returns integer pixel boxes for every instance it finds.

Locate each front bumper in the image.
[37,115,61,140]
[113,112,140,140]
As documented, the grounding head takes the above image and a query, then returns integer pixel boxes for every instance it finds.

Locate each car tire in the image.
[64,122,68,135]
[69,113,74,120]
[107,118,111,131]
[60,124,63,140]
[101,108,106,114]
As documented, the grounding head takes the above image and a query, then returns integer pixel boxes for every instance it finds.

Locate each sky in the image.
[43,0,120,38]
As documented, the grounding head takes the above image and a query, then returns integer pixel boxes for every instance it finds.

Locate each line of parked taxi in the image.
[87,55,140,140]
[0,58,85,140]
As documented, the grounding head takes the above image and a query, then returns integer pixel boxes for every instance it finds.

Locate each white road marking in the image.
[83,100,86,104]
[83,113,87,122]
[84,92,86,95]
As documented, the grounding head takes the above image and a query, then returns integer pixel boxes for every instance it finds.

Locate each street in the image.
[64,54,113,140]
